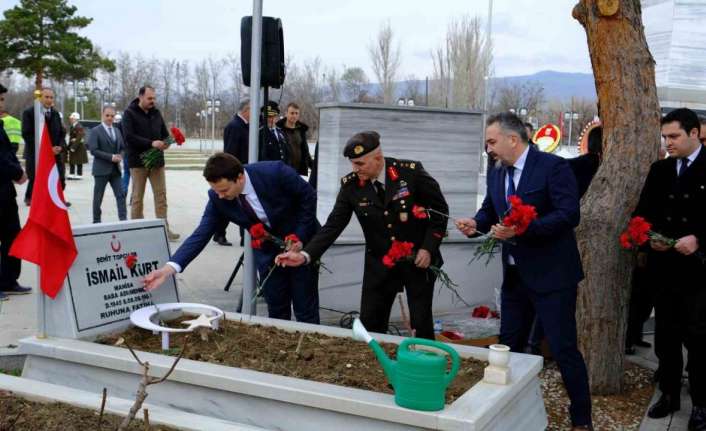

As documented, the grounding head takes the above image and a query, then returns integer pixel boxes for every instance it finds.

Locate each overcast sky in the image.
[1,0,593,79]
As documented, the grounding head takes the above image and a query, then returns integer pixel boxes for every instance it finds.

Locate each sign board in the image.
[44,219,179,340]
[533,124,562,153]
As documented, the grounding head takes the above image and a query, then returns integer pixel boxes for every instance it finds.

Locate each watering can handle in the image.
[400,338,461,386]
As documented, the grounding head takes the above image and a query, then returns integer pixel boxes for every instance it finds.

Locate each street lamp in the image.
[563,111,580,147]
[206,98,221,153]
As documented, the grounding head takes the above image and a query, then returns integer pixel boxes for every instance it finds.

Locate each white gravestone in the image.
[43,219,179,340]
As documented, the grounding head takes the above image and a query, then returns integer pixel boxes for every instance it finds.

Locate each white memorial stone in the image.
[43,219,179,340]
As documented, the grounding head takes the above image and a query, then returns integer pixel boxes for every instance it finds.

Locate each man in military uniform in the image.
[276,131,449,339]
[635,108,706,429]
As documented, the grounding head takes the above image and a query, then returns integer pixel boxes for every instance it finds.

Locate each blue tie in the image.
[506,166,516,204]
[678,158,689,177]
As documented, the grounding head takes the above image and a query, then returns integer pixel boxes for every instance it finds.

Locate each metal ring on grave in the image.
[130,302,225,350]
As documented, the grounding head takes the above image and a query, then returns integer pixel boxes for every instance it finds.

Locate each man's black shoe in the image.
[689,406,706,431]
[213,236,232,246]
[1,284,32,295]
[648,394,680,419]
[635,340,652,348]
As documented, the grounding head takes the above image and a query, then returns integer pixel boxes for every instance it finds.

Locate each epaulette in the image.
[340,172,358,185]
[394,159,418,170]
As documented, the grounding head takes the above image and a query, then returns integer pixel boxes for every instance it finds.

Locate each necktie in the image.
[108,127,115,141]
[678,158,689,177]
[374,180,386,203]
[506,166,516,204]
[239,194,260,223]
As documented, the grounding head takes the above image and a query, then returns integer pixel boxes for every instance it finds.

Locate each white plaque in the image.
[44,219,179,339]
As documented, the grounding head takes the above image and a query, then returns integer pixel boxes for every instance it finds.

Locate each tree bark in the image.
[573,0,660,394]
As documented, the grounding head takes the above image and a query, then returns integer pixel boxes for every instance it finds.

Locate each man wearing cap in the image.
[259,101,290,166]
[276,131,449,339]
[67,112,88,180]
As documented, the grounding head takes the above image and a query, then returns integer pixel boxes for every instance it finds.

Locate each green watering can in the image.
[352,318,460,411]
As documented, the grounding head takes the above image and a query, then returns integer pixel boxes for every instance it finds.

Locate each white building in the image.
[643,0,706,112]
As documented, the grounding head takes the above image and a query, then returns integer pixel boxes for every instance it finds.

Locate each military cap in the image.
[261,101,280,117]
[343,131,381,159]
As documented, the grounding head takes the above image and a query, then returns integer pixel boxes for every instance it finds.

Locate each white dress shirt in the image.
[102,123,116,142]
[504,145,530,265]
[241,170,270,226]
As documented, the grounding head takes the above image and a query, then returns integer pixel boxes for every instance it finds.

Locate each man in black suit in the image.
[21,87,68,207]
[214,99,251,246]
[0,83,31,299]
[635,108,706,429]
[276,131,449,339]
[87,106,127,223]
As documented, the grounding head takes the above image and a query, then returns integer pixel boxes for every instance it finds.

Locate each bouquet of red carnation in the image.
[619,216,675,249]
[140,126,186,169]
[382,240,469,306]
[471,195,538,266]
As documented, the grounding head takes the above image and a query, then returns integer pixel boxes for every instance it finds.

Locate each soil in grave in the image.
[0,391,178,431]
[96,317,487,404]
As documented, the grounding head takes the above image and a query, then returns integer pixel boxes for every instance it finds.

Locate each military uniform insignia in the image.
[399,212,408,222]
[400,180,408,187]
[393,187,411,200]
[387,166,399,181]
[354,145,364,155]
[410,162,416,169]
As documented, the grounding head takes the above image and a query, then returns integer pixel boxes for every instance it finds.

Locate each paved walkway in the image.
[0,163,694,430]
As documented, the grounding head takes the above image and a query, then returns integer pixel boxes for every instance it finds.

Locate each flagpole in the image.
[33,90,47,339]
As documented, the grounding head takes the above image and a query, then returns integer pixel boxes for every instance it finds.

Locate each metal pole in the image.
[33,91,47,338]
[211,97,216,154]
[481,0,494,172]
[243,0,263,316]
[73,82,77,113]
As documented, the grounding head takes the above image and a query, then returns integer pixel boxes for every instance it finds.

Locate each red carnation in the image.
[412,205,428,219]
[249,223,267,240]
[251,239,263,249]
[382,255,395,268]
[170,127,186,145]
[125,254,138,270]
[472,305,490,318]
[284,233,300,244]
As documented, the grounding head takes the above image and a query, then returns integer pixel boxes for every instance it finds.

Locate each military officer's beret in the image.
[343,131,381,159]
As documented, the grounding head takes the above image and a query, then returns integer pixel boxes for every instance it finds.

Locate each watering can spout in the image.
[352,319,397,387]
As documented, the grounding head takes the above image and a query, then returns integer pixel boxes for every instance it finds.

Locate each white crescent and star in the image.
[47,166,67,211]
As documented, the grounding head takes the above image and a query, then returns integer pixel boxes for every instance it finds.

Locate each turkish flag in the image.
[10,123,77,298]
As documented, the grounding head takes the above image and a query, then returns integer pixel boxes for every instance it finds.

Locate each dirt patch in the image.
[0,391,177,431]
[97,317,487,404]
[541,361,654,430]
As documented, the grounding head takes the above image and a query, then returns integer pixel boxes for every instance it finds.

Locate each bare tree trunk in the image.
[573,0,660,394]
